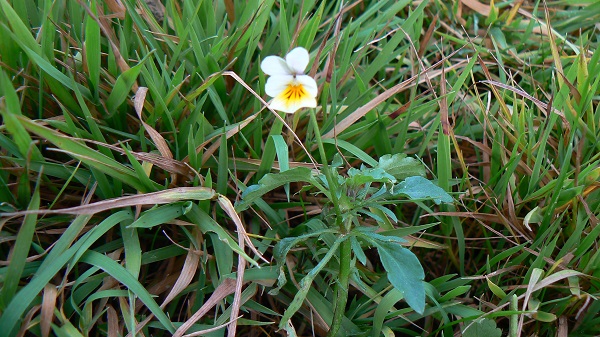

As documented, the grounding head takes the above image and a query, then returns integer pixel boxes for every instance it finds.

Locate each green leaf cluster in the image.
[240,153,452,332]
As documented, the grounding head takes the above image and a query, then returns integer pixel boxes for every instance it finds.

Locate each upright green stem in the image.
[510,294,518,337]
[308,109,342,228]
[328,235,352,337]
[307,109,352,337]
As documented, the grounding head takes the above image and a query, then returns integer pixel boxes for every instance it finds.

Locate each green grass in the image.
[1,0,599,336]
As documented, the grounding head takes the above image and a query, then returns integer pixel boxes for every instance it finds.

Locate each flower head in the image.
[261,47,318,114]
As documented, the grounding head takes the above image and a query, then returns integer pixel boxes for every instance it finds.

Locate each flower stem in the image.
[308,109,342,229]
[307,109,351,337]
[327,235,352,337]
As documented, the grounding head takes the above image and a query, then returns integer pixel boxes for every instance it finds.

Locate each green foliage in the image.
[1,0,599,336]
[367,236,425,314]
[245,151,450,335]
[393,176,454,204]
[463,318,502,337]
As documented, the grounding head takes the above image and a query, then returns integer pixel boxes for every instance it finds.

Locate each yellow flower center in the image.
[281,84,308,103]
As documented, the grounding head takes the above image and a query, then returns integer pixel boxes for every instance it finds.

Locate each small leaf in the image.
[438,285,471,302]
[353,227,406,244]
[376,154,426,180]
[357,209,386,223]
[556,186,584,207]
[379,223,439,238]
[487,277,507,298]
[524,206,543,230]
[345,167,396,187]
[268,266,287,296]
[583,167,600,185]
[533,311,557,322]
[568,275,581,297]
[350,236,367,266]
[372,240,425,314]
[369,204,398,223]
[463,318,502,337]
[393,176,453,204]
[484,0,500,25]
[331,153,344,168]
[273,226,336,264]
[236,167,319,211]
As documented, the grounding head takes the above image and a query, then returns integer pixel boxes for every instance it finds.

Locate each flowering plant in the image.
[261,47,318,113]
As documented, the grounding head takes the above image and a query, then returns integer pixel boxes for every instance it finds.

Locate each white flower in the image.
[261,47,318,114]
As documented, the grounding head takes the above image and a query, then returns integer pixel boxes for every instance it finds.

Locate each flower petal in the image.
[261,56,291,76]
[285,47,310,74]
[270,95,317,114]
[295,75,318,97]
[265,75,294,98]
[269,81,317,114]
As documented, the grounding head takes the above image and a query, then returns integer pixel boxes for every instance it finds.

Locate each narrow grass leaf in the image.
[18,43,91,99]
[161,247,200,307]
[40,284,58,337]
[271,135,290,198]
[322,138,377,167]
[186,204,260,268]
[120,218,141,279]
[128,203,189,229]
[217,132,229,195]
[0,0,41,54]
[0,71,44,161]
[79,251,175,333]
[2,187,216,216]
[84,0,101,94]
[0,211,132,334]
[256,128,283,180]
[106,52,153,112]
[14,115,154,192]
[37,215,92,271]
[0,182,39,309]
[133,87,173,160]
[172,278,237,337]
[438,285,471,302]
[371,288,403,337]
[217,194,268,263]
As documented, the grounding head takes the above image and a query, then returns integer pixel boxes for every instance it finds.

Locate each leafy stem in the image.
[327,231,353,337]
[308,109,344,232]
[309,109,352,336]
[239,121,452,336]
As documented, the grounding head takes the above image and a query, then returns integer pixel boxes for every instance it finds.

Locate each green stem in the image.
[308,109,343,230]
[510,294,518,337]
[327,236,352,337]
[308,109,351,336]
